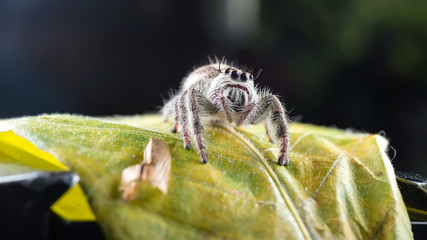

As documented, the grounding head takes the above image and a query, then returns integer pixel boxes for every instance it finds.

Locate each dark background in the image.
[1,0,426,175]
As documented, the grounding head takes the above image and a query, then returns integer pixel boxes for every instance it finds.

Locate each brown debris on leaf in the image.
[119,138,171,201]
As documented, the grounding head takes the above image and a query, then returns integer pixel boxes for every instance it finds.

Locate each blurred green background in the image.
[1,0,426,175]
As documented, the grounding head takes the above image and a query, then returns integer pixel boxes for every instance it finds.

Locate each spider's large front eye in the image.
[230,70,239,80]
[240,73,248,81]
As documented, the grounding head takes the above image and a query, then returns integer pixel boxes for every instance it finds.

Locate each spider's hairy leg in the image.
[178,90,191,149]
[264,121,275,143]
[188,88,215,164]
[247,94,289,166]
[171,99,179,133]
[268,95,289,165]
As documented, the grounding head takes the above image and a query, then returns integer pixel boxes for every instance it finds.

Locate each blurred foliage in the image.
[258,0,427,108]
[256,0,427,175]
[260,0,427,83]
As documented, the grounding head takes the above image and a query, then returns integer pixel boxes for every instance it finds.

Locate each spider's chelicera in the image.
[162,58,290,166]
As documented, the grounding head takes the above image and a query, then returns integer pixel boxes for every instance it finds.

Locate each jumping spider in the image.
[162,59,290,166]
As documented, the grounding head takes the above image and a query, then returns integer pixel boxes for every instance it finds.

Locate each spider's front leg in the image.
[175,90,192,149]
[171,98,179,133]
[172,88,215,163]
[246,94,290,166]
[187,88,215,163]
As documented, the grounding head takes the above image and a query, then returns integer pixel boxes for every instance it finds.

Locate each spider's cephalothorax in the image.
[161,59,290,165]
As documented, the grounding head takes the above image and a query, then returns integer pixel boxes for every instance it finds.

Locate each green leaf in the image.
[0,114,413,239]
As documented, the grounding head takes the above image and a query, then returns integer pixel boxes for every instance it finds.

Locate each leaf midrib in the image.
[217,124,312,240]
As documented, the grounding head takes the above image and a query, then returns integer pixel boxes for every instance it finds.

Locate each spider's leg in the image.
[178,90,191,149]
[246,94,289,165]
[188,88,215,164]
[171,99,179,133]
[264,121,275,143]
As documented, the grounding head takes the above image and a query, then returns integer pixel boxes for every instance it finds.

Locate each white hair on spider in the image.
[161,57,290,166]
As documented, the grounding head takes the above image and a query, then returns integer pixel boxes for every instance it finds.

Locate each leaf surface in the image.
[0,114,413,239]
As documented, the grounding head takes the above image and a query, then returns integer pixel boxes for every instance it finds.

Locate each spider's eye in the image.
[230,70,239,80]
[225,68,231,74]
[240,73,248,81]
[249,74,253,80]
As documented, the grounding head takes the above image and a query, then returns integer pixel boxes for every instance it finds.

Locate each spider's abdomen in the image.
[181,64,222,91]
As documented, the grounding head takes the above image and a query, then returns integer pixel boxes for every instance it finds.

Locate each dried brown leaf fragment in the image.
[119,138,171,201]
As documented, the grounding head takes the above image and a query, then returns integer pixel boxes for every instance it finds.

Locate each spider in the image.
[161,58,290,166]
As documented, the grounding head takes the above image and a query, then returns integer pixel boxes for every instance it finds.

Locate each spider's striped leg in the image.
[188,88,215,164]
[247,94,289,166]
[171,99,179,133]
[264,121,275,143]
[178,90,191,149]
